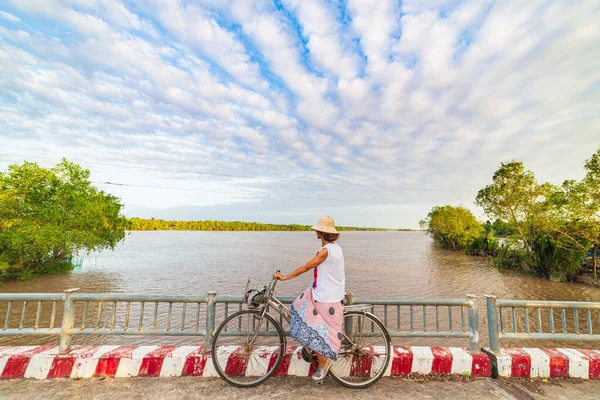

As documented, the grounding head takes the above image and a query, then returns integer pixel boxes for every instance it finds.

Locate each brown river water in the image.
[1,231,599,349]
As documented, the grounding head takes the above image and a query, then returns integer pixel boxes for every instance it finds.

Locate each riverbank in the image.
[453,241,600,288]
[574,273,600,287]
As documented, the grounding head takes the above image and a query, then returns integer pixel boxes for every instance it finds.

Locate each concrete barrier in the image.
[0,345,490,379]
[483,348,600,379]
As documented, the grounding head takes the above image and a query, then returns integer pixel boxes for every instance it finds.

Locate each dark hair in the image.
[318,231,340,242]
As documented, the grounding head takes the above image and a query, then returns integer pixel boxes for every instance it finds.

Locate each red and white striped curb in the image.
[0,345,490,379]
[483,348,600,379]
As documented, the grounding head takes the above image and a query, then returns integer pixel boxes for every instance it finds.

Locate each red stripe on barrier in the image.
[541,348,569,377]
[471,352,491,377]
[272,346,295,376]
[138,346,178,377]
[48,346,99,378]
[350,346,374,378]
[224,347,250,377]
[431,347,453,375]
[1,346,54,379]
[391,346,413,376]
[503,349,531,377]
[94,346,138,377]
[578,350,600,379]
[182,347,209,377]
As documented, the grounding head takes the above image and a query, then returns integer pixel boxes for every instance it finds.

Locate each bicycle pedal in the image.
[314,379,324,385]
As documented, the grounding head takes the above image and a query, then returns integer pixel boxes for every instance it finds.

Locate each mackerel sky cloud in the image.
[0,0,598,228]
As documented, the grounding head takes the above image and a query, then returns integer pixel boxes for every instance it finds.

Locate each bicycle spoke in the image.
[212,310,285,387]
[331,311,391,388]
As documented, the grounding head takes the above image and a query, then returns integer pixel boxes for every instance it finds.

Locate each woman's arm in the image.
[274,248,328,281]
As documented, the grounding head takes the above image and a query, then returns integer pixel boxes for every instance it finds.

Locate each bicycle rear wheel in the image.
[212,310,286,388]
[330,311,391,389]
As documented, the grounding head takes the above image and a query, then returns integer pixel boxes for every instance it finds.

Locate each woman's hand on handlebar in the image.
[273,271,286,281]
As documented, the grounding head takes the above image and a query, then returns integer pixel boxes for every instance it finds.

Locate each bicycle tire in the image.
[211,309,286,388]
[330,311,392,389]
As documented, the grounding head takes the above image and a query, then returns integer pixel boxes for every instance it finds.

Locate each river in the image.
[1,231,599,348]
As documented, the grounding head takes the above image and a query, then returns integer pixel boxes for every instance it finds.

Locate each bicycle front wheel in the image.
[330,311,391,389]
[211,310,286,388]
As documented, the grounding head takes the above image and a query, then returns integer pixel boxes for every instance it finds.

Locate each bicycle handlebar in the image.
[268,270,281,293]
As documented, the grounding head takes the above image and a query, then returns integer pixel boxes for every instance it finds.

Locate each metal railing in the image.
[3,290,600,354]
[216,293,480,350]
[346,293,480,351]
[485,295,600,352]
[0,289,481,352]
[0,289,213,352]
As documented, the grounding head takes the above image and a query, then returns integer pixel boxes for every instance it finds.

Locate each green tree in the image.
[491,218,517,236]
[475,161,546,253]
[419,205,483,250]
[0,159,128,280]
[547,149,600,276]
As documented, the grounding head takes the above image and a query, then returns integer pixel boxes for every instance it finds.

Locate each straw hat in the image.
[311,216,338,234]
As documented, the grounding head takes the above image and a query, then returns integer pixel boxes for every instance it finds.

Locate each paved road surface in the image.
[1,376,599,400]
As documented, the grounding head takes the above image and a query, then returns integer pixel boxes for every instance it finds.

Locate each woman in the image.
[273,216,345,381]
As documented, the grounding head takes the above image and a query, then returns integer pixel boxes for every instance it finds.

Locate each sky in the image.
[0,0,598,229]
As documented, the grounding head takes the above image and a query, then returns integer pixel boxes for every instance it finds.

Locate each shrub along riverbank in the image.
[0,160,128,281]
[420,148,600,283]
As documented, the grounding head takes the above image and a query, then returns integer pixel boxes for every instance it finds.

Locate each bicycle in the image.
[211,272,392,388]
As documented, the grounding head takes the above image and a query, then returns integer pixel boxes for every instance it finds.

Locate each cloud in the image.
[0,10,20,22]
[0,0,599,228]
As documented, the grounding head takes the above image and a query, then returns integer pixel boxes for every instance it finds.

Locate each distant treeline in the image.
[128,218,412,232]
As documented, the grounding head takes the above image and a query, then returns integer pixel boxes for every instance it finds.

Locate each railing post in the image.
[344,292,355,338]
[466,294,479,352]
[485,295,500,353]
[59,288,80,353]
[205,291,217,351]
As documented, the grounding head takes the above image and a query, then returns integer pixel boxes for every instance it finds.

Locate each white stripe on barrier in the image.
[558,348,589,379]
[246,347,277,377]
[495,350,513,377]
[209,346,236,378]
[24,347,59,379]
[115,346,158,378]
[159,346,199,378]
[287,347,310,377]
[371,346,389,378]
[71,346,118,379]
[201,354,219,377]
[411,346,434,374]
[382,345,395,377]
[449,347,472,375]
[523,348,550,377]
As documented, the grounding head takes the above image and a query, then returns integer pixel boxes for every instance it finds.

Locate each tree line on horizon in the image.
[420,148,600,282]
[127,217,411,232]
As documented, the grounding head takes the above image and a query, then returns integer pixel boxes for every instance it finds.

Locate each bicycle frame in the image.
[215,274,393,389]
[249,276,389,345]
[245,277,290,344]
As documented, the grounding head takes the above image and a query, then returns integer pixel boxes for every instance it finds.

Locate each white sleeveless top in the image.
[312,243,345,302]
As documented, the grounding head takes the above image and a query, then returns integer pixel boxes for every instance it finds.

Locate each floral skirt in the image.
[290,287,343,360]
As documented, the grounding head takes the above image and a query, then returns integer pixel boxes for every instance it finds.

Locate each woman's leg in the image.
[315,351,328,368]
